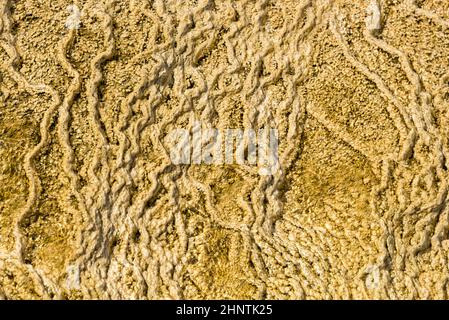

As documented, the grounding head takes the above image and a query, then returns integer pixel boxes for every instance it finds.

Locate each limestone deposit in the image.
[1,0,449,299]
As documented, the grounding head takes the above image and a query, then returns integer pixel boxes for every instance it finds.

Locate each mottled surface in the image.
[1,0,449,299]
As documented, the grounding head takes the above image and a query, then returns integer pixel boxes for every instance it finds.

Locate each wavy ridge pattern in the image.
[1,0,449,299]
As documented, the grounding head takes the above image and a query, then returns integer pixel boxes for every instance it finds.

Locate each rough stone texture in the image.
[1,0,449,299]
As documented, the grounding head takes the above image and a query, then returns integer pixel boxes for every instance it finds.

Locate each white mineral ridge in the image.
[366,0,382,32]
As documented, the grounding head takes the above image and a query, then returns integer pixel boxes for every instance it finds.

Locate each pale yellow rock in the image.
[0,0,449,300]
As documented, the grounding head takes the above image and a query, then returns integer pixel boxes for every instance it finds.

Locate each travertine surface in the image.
[1,0,449,299]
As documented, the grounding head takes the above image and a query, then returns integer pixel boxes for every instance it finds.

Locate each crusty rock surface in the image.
[1,0,449,299]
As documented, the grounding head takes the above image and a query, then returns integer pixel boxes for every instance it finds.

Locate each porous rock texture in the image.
[1,0,449,299]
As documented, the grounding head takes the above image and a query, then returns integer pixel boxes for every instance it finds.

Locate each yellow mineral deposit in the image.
[0,0,449,300]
